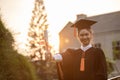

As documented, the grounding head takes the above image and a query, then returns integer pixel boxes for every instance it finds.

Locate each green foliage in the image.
[106,58,115,74]
[32,60,58,80]
[112,41,120,60]
[0,18,38,80]
[0,19,14,50]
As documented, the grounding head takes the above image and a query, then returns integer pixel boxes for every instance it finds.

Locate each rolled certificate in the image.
[53,53,63,61]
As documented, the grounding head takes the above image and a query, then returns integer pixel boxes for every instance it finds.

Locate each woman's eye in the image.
[79,34,84,36]
[80,33,89,36]
[85,33,89,36]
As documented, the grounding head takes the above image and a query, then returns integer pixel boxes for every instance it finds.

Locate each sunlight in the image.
[1,0,120,56]
[48,33,60,54]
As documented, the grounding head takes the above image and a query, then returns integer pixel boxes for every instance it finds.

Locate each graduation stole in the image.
[80,52,85,71]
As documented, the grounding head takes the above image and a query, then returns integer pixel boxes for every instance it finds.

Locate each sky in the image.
[0,0,120,54]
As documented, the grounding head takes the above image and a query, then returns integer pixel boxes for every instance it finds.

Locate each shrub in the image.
[0,18,38,80]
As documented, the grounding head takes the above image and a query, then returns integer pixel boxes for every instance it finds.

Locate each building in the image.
[59,11,120,76]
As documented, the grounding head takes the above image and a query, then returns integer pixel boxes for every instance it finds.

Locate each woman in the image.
[54,19,108,80]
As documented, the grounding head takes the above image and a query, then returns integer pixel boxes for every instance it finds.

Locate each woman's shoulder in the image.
[65,48,80,53]
[61,48,80,56]
[93,47,104,52]
[92,47,105,56]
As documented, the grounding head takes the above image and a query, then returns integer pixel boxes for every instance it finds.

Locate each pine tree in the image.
[26,0,58,80]
[27,0,49,61]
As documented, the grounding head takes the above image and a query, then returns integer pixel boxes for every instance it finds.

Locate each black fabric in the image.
[71,19,97,31]
[59,47,107,80]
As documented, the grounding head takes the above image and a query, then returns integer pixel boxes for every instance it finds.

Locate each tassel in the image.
[80,52,85,71]
[80,58,85,71]
[74,25,76,37]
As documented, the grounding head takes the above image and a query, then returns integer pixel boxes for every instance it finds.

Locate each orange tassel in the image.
[74,25,76,37]
[80,52,85,71]
[80,58,85,71]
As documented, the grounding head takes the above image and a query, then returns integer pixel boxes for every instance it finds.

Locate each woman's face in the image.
[78,29,92,47]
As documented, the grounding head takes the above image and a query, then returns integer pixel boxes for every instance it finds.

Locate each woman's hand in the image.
[53,53,63,62]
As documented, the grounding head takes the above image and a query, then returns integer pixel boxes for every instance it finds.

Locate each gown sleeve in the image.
[95,48,108,80]
[56,48,75,80]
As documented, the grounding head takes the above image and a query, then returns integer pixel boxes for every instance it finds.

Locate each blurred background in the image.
[0,0,120,80]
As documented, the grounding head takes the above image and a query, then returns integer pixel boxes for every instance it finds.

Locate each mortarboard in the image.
[71,19,97,37]
[71,19,97,31]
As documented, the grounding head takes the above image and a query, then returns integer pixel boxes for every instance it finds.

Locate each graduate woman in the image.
[54,19,108,80]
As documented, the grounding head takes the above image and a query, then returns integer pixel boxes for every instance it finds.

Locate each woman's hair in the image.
[78,28,93,34]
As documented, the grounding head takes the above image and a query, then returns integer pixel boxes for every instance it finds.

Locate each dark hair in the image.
[78,28,93,34]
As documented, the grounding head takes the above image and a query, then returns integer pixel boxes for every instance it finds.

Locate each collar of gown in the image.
[80,44,92,52]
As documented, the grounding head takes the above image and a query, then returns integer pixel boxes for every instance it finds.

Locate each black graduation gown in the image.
[58,47,107,80]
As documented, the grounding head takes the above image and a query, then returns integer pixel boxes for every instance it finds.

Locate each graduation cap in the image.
[71,19,97,37]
